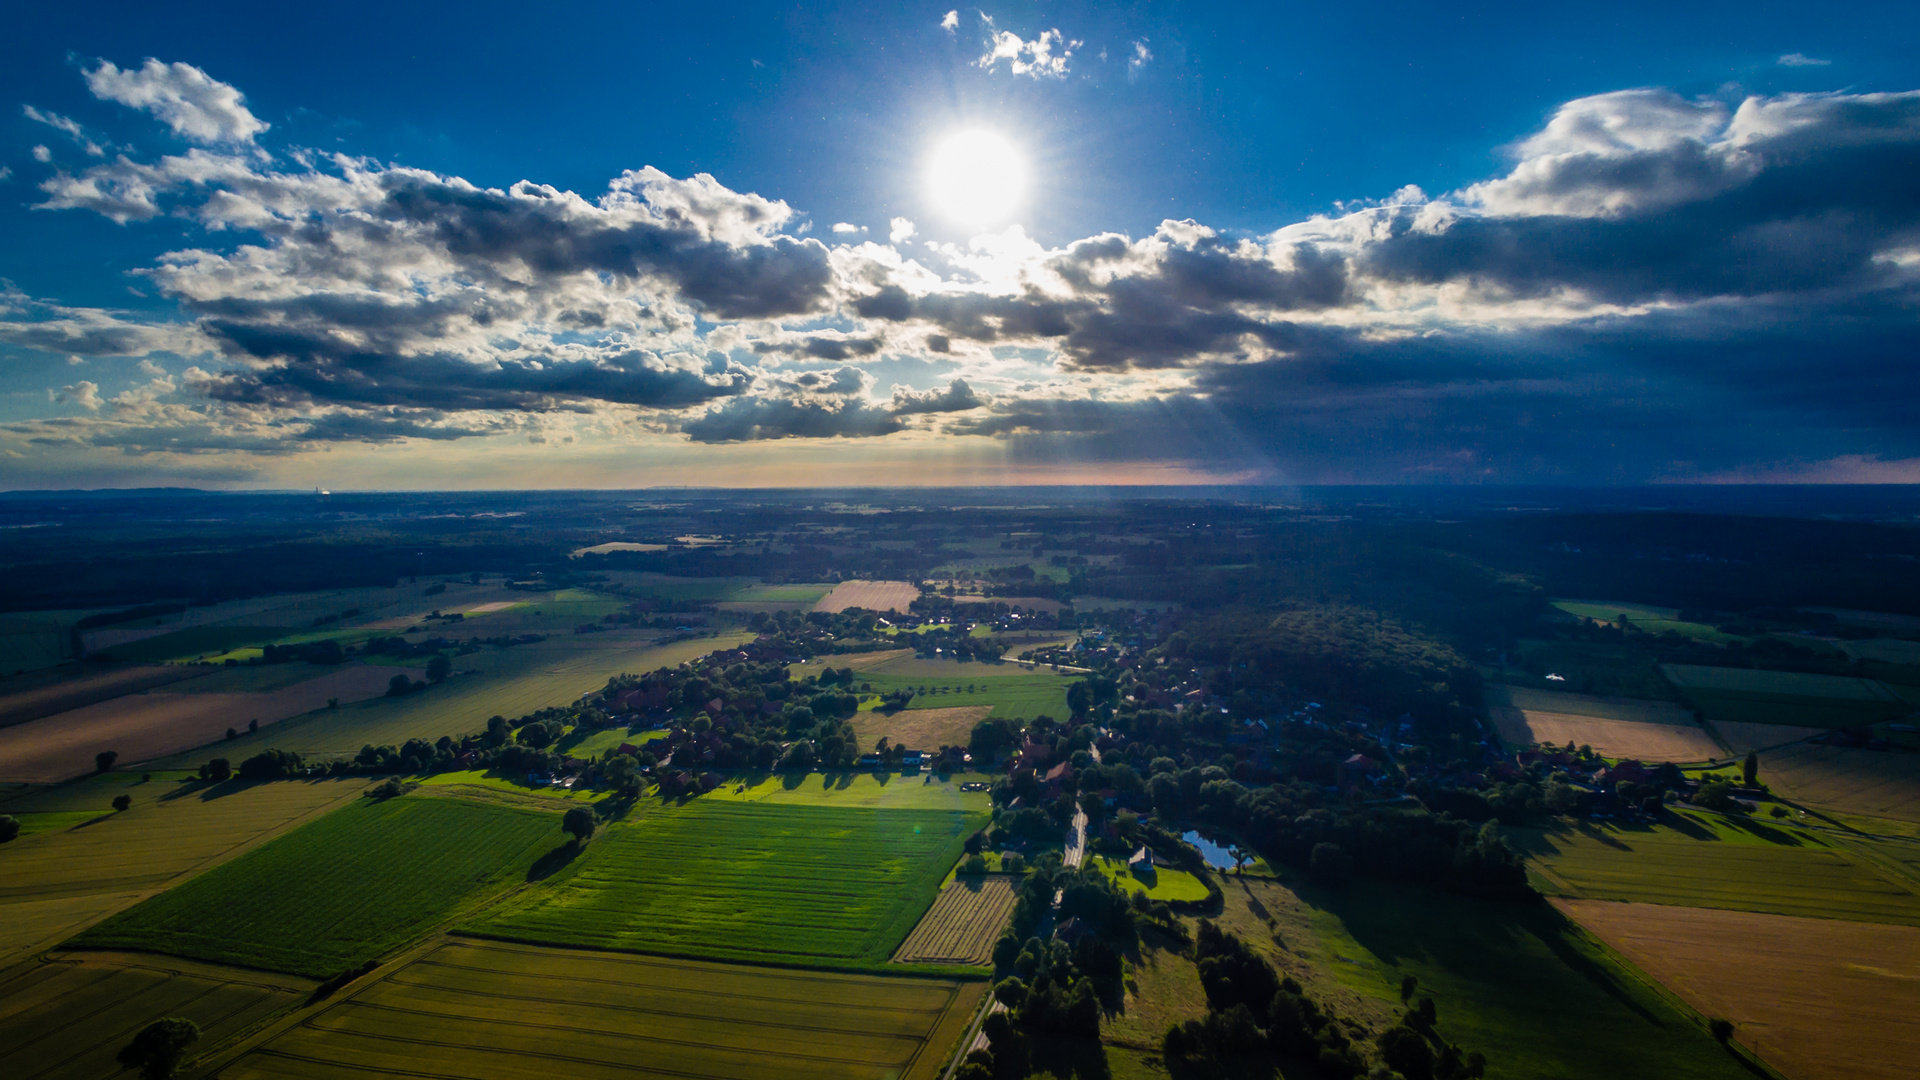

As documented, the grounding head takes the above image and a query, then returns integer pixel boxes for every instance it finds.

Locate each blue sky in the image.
[2,1,1918,488]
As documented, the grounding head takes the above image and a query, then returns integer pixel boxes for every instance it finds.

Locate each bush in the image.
[113,794,132,812]
[1709,1017,1735,1043]
[116,1017,199,1080]
[238,749,304,780]
[0,815,17,843]
[96,750,118,773]
[198,758,231,782]
[562,806,596,843]
[961,853,989,875]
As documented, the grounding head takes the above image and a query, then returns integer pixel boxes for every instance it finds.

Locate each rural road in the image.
[1064,806,1087,869]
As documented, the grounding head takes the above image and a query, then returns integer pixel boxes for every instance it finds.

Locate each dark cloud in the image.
[890,378,985,414]
[681,396,903,442]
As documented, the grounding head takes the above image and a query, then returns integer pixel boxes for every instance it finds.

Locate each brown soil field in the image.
[1556,898,1920,1080]
[815,579,921,614]
[1488,685,1718,760]
[851,707,991,753]
[893,877,1019,964]
[0,664,423,782]
[1761,743,1920,823]
[0,664,208,729]
[1710,720,1829,756]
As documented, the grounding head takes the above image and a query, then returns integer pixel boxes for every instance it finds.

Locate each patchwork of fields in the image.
[74,794,562,978]
[215,938,986,1080]
[1559,899,1920,1080]
[1486,684,1719,761]
[1662,663,1910,728]
[0,952,314,1080]
[892,877,1019,965]
[468,801,984,968]
[0,662,422,783]
[1516,816,1920,926]
[0,778,367,966]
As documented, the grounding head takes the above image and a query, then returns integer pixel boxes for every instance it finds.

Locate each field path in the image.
[1556,898,1920,1080]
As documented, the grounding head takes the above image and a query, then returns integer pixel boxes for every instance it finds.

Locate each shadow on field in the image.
[1725,817,1805,846]
[527,842,582,881]
[1662,813,1720,841]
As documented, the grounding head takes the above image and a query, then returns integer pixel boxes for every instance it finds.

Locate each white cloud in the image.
[84,59,269,145]
[1778,53,1831,67]
[889,217,917,243]
[940,10,959,32]
[23,106,106,156]
[32,145,52,163]
[976,26,1077,79]
[56,380,102,410]
[1128,41,1153,75]
[832,222,866,234]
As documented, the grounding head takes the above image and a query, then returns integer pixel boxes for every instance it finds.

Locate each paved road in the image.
[1064,806,1088,869]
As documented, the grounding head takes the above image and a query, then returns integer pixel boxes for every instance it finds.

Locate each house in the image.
[858,754,883,768]
[1054,917,1089,944]
[1128,845,1153,868]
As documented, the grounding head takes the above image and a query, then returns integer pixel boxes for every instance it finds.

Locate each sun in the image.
[926,130,1026,227]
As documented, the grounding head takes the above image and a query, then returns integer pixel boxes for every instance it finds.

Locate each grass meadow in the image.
[1663,663,1910,728]
[220,938,986,1080]
[1084,855,1212,902]
[1515,811,1920,926]
[1552,600,1743,644]
[0,953,313,1080]
[836,652,1075,721]
[467,800,986,968]
[0,777,365,966]
[73,794,562,978]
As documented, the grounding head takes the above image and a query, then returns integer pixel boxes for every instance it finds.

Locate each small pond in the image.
[1181,829,1245,869]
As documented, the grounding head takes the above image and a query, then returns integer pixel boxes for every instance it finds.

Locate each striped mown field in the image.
[467,800,984,968]
[892,876,1018,965]
[73,794,562,978]
[0,952,313,1080]
[215,938,986,1080]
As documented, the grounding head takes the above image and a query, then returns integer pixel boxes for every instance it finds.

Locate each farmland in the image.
[144,632,751,768]
[72,794,561,978]
[892,876,1019,965]
[215,938,986,1080]
[703,771,993,811]
[1760,742,1920,823]
[467,801,985,968]
[0,777,367,965]
[0,952,314,1080]
[1551,599,1741,643]
[839,653,1075,721]
[0,662,422,783]
[814,579,921,614]
[1559,899,1920,1080]
[1486,684,1720,760]
[1662,663,1910,728]
[850,705,990,751]
[1514,814,1920,926]
[0,663,205,728]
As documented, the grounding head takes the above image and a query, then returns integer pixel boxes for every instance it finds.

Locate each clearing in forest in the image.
[215,938,985,1080]
[893,876,1020,965]
[0,952,314,1080]
[815,580,921,614]
[465,800,983,968]
[1558,899,1920,1080]
[1487,685,1718,761]
[72,793,561,978]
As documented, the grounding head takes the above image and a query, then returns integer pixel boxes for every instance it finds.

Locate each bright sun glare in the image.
[927,130,1026,227]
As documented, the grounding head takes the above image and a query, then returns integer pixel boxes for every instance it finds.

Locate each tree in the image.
[0,815,18,843]
[199,758,231,782]
[426,655,452,683]
[961,853,989,875]
[116,1017,199,1080]
[247,719,258,733]
[1742,751,1758,788]
[1400,974,1419,1001]
[386,673,414,697]
[562,806,596,844]
[95,750,118,773]
[113,794,132,812]
[1709,1018,1735,1044]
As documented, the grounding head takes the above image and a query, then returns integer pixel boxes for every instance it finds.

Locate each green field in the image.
[467,800,985,968]
[72,794,562,977]
[1515,812,1920,926]
[0,953,313,1080]
[0,777,367,966]
[146,633,751,768]
[1085,855,1212,902]
[96,626,288,663]
[842,654,1074,721]
[1662,663,1910,728]
[559,725,668,758]
[1552,600,1741,644]
[218,938,985,1080]
[702,771,993,811]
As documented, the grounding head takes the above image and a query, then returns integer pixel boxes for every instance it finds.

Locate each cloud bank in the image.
[6,64,1920,484]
